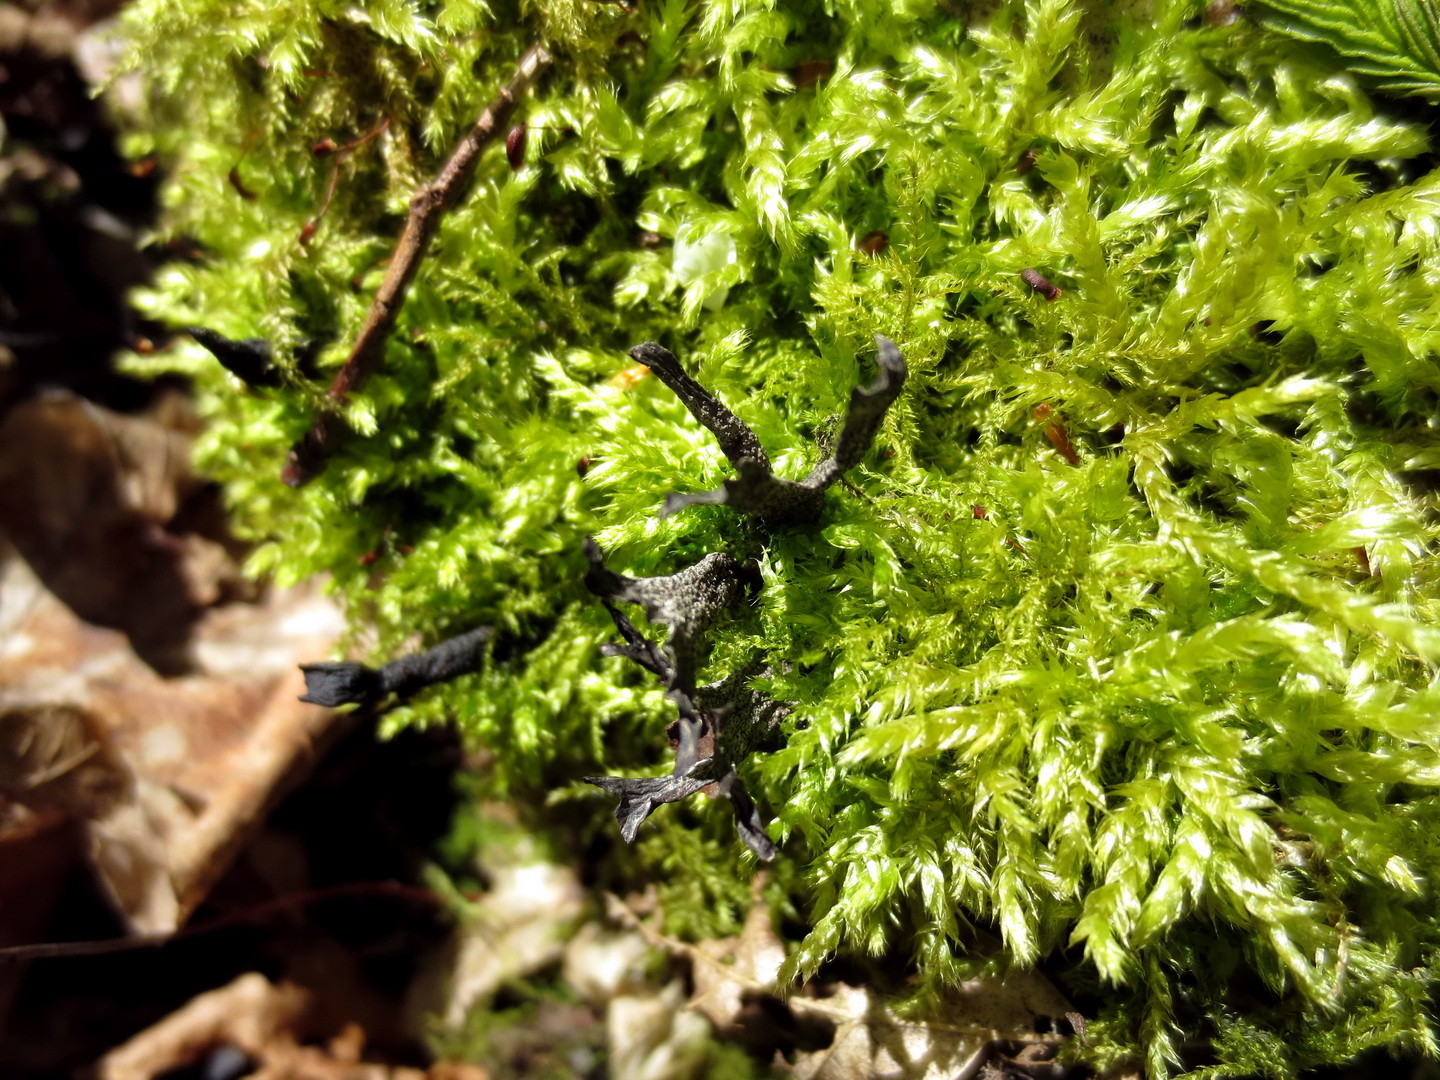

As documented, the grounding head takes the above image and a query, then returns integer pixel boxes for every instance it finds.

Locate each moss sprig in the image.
[119,0,1440,1072]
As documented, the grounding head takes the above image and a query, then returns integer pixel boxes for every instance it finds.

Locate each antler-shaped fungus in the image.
[299,625,493,708]
[630,335,907,525]
[581,540,782,860]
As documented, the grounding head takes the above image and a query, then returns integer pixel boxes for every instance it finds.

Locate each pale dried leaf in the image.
[97,971,491,1080]
[608,981,714,1080]
[563,921,653,1005]
[96,972,312,1080]
[418,859,587,1029]
[788,972,1073,1080]
[688,897,787,1031]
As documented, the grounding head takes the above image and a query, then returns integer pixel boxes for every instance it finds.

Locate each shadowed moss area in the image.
[117,0,1440,1074]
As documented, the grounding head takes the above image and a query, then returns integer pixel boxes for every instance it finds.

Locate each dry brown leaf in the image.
[606,891,1075,1080]
[0,543,345,932]
[0,389,245,674]
[687,891,787,1032]
[0,700,127,817]
[95,972,492,1080]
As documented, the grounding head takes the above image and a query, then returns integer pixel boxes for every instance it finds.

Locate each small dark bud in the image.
[577,455,592,477]
[858,230,888,256]
[1017,147,1038,174]
[794,59,833,89]
[298,220,318,246]
[1034,403,1081,465]
[1021,267,1062,301]
[972,504,989,519]
[1354,546,1373,577]
[506,124,527,171]
[312,137,339,157]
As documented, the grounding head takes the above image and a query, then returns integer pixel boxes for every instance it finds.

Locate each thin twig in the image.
[298,161,342,246]
[0,880,443,964]
[282,43,554,487]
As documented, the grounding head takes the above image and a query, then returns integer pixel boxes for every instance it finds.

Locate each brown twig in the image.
[313,115,391,158]
[0,880,442,964]
[301,118,393,246]
[299,161,342,247]
[281,43,554,487]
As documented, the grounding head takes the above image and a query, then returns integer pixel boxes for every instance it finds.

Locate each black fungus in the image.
[632,335,907,525]
[299,625,493,707]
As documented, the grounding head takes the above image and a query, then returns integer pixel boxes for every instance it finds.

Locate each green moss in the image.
[118,0,1440,1073]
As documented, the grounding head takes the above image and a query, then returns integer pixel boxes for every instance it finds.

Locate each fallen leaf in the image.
[563,920,653,1006]
[687,890,787,1032]
[410,855,586,1030]
[608,981,714,1080]
[0,390,247,674]
[96,972,312,1080]
[95,971,492,1080]
[786,972,1073,1080]
[0,543,345,932]
[607,891,1075,1080]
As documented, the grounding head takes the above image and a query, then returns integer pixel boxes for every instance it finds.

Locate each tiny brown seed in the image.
[1034,403,1081,465]
[506,124,527,171]
[858,230,889,256]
